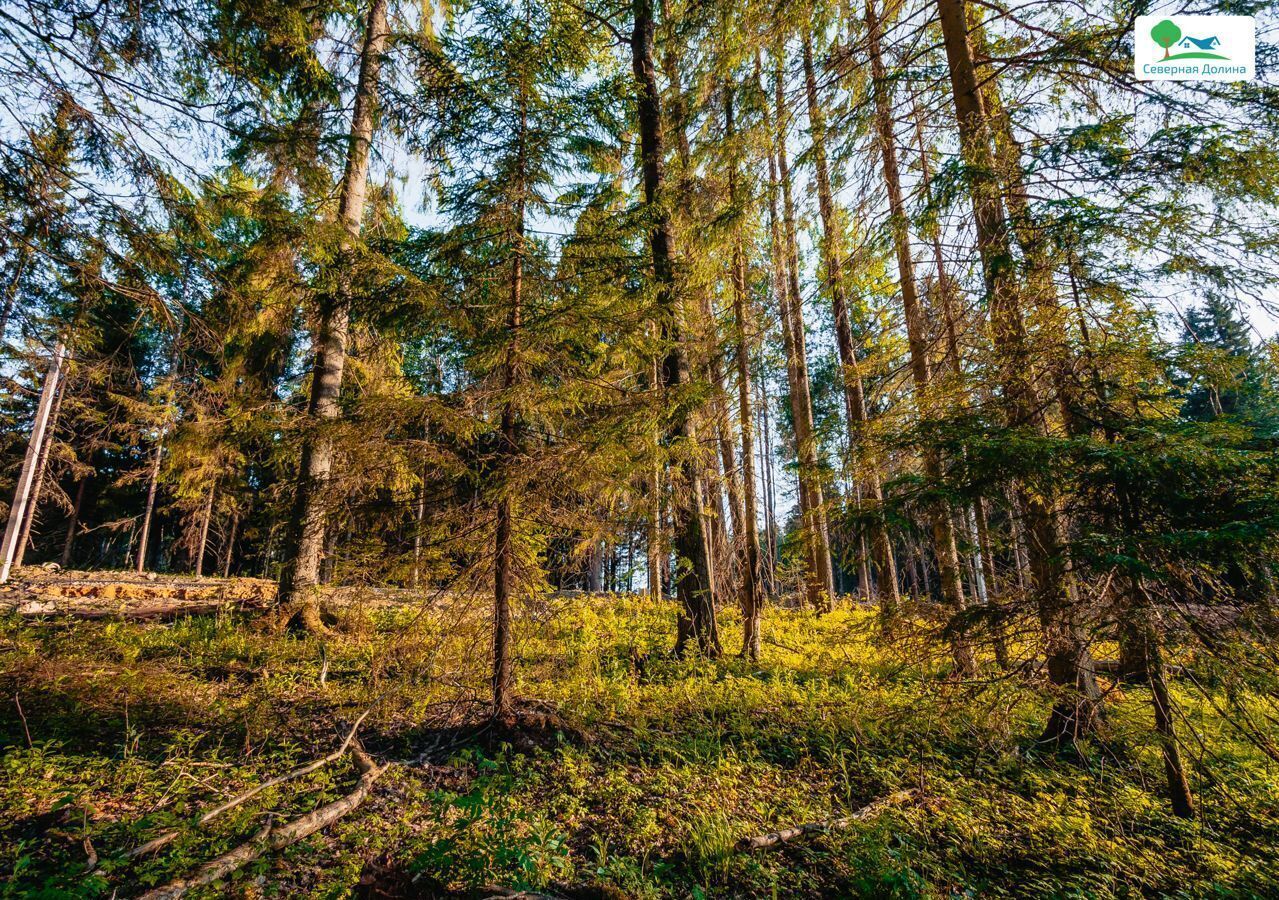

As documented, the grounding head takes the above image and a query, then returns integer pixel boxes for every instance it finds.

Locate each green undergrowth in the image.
[1,597,1277,898]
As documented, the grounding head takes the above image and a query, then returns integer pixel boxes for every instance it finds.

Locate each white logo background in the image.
[1135,15,1255,82]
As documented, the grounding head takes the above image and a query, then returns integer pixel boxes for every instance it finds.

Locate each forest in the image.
[1,0,1278,897]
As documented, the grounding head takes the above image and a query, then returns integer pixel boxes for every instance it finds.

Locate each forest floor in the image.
[1,584,1277,899]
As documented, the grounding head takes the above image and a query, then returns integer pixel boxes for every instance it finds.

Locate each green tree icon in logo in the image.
[1151,19,1182,59]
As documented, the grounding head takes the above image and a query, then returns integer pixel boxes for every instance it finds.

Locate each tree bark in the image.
[633,0,718,656]
[136,436,164,575]
[969,10,1082,437]
[1128,584,1194,817]
[588,541,604,593]
[768,49,835,608]
[194,487,214,578]
[1,343,65,583]
[757,361,779,597]
[60,475,86,568]
[801,34,899,616]
[725,86,763,660]
[411,460,426,588]
[492,62,531,719]
[865,0,969,661]
[657,0,737,600]
[935,0,1099,742]
[14,368,66,568]
[278,0,388,631]
[222,510,238,579]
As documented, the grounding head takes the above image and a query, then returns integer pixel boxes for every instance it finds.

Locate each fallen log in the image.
[0,571,276,619]
[136,747,387,900]
[2,597,268,619]
[734,789,919,852]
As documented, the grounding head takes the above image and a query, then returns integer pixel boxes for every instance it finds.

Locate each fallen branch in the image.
[125,711,371,860]
[136,747,387,900]
[734,789,919,852]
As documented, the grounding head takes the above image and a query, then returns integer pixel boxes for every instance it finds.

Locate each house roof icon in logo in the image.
[1150,19,1229,60]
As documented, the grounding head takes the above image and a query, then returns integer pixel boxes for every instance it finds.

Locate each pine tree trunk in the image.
[411,471,425,588]
[136,437,163,575]
[756,364,779,597]
[648,434,663,602]
[633,0,718,656]
[935,0,1099,742]
[1149,640,1195,818]
[801,34,899,616]
[1128,584,1194,817]
[588,542,604,593]
[911,99,965,380]
[222,510,238,579]
[657,2,737,601]
[865,0,969,663]
[493,65,531,719]
[195,488,214,578]
[1,343,65,583]
[969,10,1081,436]
[768,50,835,608]
[646,341,665,603]
[913,92,1008,665]
[278,0,388,632]
[724,86,764,660]
[60,476,86,568]
[858,530,873,603]
[15,370,66,568]
[973,498,1010,667]
[493,489,515,714]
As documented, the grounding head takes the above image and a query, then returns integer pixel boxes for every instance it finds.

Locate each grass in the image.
[1,596,1277,898]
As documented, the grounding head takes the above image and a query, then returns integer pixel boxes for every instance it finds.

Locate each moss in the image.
[1,600,1276,898]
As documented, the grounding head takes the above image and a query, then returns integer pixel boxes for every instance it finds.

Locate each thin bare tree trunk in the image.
[858,529,873,603]
[1129,584,1194,817]
[1,343,65,583]
[801,34,899,616]
[411,471,425,588]
[278,0,388,631]
[646,341,664,603]
[973,497,1009,667]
